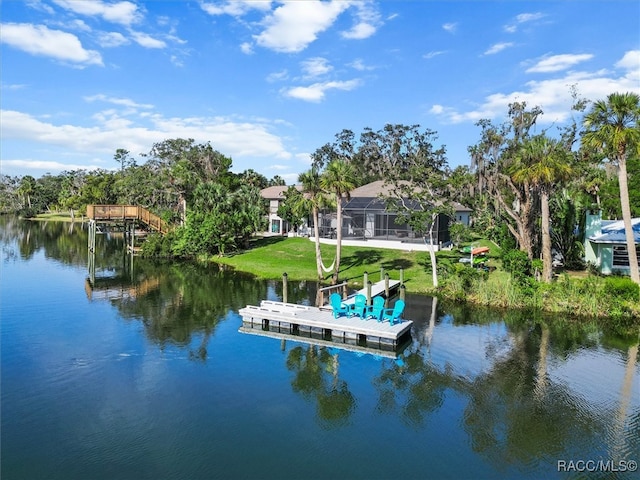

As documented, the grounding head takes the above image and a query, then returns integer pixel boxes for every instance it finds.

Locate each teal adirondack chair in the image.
[330,293,349,318]
[349,294,367,318]
[365,296,385,321]
[382,300,405,325]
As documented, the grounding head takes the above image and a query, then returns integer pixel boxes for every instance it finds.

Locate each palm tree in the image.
[320,160,356,284]
[582,92,640,284]
[299,168,327,281]
[512,135,572,282]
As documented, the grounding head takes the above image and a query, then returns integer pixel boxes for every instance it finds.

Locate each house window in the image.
[613,245,640,267]
[271,219,281,233]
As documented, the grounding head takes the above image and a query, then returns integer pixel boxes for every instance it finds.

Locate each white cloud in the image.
[1,108,293,166]
[0,23,103,66]
[98,31,130,48]
[200,1,272,17]
[2,159,106,172]
[240,42,254,54]
[1,83,28,91]
[341,1,381,40]
[268,164,289,171]
[52,0,141,26]
[26,0,55,15]
[266,70,289,83]
[342,22,376,40]
[615,50,640,71]
[484,42,514,55]
[442,22,457,33]
[282,79,361,102]
[504,12,545,33]
[84,94,154,110]
[349,58,376,71]
[526,53,593,73]
[301,57,333,78]
[254,1,350,53]
[295,152,312,164]
[430,52,640,125]
[130,31,166,49]
[516,12,546,23]
[424,51,446,60]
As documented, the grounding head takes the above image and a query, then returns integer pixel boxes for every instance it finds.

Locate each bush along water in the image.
[438,247,639,335]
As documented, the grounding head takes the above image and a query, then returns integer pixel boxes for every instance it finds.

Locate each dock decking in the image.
[342,279,401,305]
[238,300,412,350]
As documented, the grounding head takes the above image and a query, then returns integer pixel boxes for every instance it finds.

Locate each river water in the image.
[1,217,638,480]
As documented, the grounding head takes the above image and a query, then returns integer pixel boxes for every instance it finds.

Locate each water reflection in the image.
[2,216,638,479]
[286,346,356,429]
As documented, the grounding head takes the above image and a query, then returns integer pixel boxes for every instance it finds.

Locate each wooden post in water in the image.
[366,281,372,305]
[88,219,96,253]
[363,272,369,304]
[400,284,406,302]
[282,273,288,304]
[342,282,348,299]
[384,273,390,298]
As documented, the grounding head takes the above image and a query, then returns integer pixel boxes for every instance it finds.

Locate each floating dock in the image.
[238,300,413,351]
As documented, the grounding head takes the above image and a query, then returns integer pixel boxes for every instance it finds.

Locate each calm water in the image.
[1,217,639,480]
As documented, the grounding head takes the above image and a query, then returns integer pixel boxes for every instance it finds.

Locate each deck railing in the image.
[86,205,169,234]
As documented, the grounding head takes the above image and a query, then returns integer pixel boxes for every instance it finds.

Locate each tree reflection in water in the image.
[286,346,356,429]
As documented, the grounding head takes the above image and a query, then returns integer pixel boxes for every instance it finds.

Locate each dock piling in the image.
[384,273,390,298]
[282,273,288,304]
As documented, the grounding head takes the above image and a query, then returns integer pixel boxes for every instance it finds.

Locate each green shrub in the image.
[141,231,176,257]
[603,276,640,302]
[501,249,531,284]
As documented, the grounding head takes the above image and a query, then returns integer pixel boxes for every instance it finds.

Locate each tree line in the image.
[1,91,638,285]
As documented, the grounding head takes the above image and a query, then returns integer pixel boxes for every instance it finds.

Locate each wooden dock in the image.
[342,279,401,305]
[238,300,412,350]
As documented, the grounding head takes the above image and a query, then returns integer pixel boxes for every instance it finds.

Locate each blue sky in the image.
[1,0,639,183]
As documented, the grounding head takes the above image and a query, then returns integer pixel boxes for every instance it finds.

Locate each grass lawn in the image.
[212,236,447,293]
[32,212,83,222]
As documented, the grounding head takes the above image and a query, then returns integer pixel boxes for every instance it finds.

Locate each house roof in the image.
[588,218,640,245]
[260,185,302,200]
[345,180,472,213]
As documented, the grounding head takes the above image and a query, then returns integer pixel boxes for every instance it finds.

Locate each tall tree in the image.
[299,168,329,281]
[17,175,37,209]
[367,124,449,288]
[468,103,544,258]
[582,92,640,284]
[148,139,233,225]
[511,135,572,282]
[320,160,356,285]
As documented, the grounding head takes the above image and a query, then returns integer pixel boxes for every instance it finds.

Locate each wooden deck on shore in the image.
[238,300,413,350]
